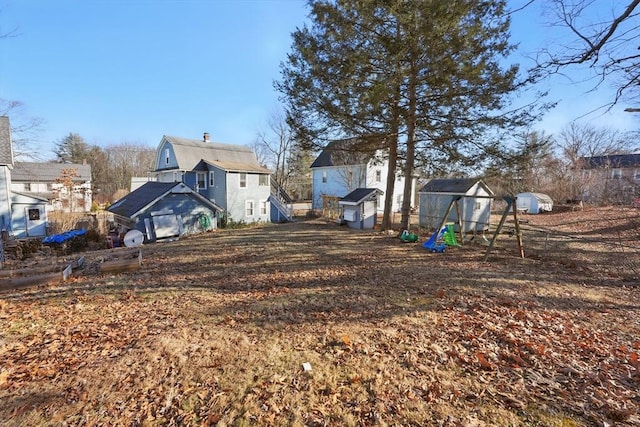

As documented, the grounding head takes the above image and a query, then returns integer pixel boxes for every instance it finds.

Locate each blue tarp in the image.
[43,229,87,244]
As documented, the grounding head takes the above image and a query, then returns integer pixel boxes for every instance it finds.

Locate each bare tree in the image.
[254,108,294,188]
[559,122,635,163]
[557,122,635,202]
[534,0,640,107]
[103,143,155,198]
[0,98,44,160]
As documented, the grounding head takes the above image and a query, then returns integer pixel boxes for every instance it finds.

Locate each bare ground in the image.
[0,206,639,426]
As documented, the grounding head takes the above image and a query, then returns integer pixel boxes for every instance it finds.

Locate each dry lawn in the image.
[0,206,639,426]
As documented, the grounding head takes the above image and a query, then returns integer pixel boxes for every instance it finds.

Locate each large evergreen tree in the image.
[278,0,545,231]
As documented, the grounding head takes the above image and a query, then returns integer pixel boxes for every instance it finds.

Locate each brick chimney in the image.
[203,132,210,143]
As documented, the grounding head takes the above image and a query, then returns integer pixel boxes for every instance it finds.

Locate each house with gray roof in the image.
[11,162,92,212]
[107,181,222,243]
[310,138,415,214]
[580,154,640,204]
[150,133,287,224]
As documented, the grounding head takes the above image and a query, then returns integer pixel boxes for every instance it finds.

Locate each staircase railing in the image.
[270,176,293,221]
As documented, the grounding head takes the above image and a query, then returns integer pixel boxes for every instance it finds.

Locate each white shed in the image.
[419,179,494,232]
[515,192,553,214]
[339,188,382,230]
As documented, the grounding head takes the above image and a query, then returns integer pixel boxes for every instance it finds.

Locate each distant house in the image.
[107,181,222,243]
[580,154,640,204]
[310,138,415,214]
[0,116,14,231]
[418,178,494,232]
[150,133,288,223]
[11,161,92,212]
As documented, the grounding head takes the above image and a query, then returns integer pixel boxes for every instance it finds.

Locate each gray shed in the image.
[419,179,494,232]
[108,182,222,243]
[10,192,48,238]
[339,188,382,230]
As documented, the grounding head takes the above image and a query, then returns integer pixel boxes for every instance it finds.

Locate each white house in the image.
[310,138,415,214]
[151,133,284,224]
[11,162,92,212]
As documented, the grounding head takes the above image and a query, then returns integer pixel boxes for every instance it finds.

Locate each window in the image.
[611,169,622,180]
[474,202,481,211]
[347,171,354,187]
[260,200,268,215]
[375,170,382,182]
[246,200,254,216]
[209,171,215,187]
[47,183,53,191]
[165,148,170,166]
[196,172,206,190]
[28,208,40,220]
[239,173,247,188]
[259,174,269,186]
[24,183,31,191]
[322,171,327,183]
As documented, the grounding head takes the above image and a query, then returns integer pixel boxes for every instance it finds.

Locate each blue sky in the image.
[1,0,637,160]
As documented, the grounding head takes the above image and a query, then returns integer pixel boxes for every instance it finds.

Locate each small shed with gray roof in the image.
[338,188,382,229]
[419,179,494,232]
[107,181,222,243]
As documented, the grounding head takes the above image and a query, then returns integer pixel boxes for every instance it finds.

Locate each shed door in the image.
[152,214,180,239]
[343,207,357,222]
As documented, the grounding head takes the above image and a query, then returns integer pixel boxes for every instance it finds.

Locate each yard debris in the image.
[302,362,312,372]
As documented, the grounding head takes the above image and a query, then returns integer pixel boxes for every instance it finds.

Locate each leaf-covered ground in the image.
[0,206,639,426]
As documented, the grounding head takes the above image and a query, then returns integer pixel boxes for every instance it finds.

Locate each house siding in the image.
[225,172,271,223]
[0,167,12,230]
[312,165,367,210]
[312,162,413,213]
[155,140,179,170]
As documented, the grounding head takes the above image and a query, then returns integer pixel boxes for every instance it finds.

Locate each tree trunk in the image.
[382,100,400,230]
[400,63,417,232]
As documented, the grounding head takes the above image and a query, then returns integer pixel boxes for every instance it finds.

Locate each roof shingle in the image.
[162,135,270,173]
[12,162,91,182]
[0,116,14,166]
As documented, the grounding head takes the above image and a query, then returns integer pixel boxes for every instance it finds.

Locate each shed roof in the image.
[310,137,385,168]
[107,181,223,219]
[12,162,92,182]
[419,178,494,196]
[161,135,270,173]
[581,154,640,169]
[339,188,382,205]
[11,191,49,203]
[0,116,14,166]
